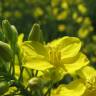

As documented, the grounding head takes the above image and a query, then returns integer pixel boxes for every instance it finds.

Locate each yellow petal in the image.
[78,66,96,96]
[17,33,24,46]
[22,41,48,59]
[23,58,53,70]
[22,41,52,70]
[64,53,89,74]
[51,79,86,96]
[48,36,81,59]
[77,66,96,81]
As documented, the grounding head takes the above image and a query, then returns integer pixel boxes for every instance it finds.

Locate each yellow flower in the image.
[22,36,89,74]
[77,66,96,96]
[58,24,66,32]
[78,4,87,14]
[57,11,68,20]
[51,66,96,96]
[34,7,44,17]
[51,79,86,96]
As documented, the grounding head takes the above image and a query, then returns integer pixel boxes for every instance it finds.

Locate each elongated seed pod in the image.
[28,24,43,43]
[0,41,13,62]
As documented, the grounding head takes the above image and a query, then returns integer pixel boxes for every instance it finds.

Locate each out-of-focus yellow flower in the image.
[72,12,78,20]
[52,8,58,16]
[3,11,12,18]
[51,0,59,7]
[34,7,44,17]
[92,35,96,42]
[73,13,83,23]
[57,11,68,20]
[58,24,66,32]
[88,26,94,32]
[91,57,96,63]
[61,2,69,9]
[78,29,89,38]
[14,11,22,18]
[76,16,83,23]
[83,17,92,25]
[78,4,87,14]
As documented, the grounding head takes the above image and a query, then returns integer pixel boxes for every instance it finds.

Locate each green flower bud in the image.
[2,20,12,41]
[10,25,18,44]
[10,25,18,51]
[28,23,44,43]
[2,20,18,44]
[28,77,43,89]
[0,81,10,95]
[0,41,13,62]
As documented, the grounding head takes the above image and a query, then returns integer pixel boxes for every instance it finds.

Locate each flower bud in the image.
[2,20,12,41]
[0,41,13,62]
[28,77,43,89]
[2,20,18,45]
[28,24,43,43]
[10,25,18,44]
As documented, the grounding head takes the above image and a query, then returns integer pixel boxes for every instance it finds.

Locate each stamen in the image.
[48,46,61,67]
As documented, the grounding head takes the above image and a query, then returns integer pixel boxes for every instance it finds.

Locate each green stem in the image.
[35,70,38,76]
[17,50,23,81]
[11,44,16,79]
[44,82,53,96]
[12,54,15,78]
[10,54,15,79]
[31,69,34,77]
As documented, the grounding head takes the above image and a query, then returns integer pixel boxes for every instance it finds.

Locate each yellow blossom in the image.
[22,36,89,74]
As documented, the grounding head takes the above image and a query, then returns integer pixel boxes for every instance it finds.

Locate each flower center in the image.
[86,77,96,92]
[48,47,61,67]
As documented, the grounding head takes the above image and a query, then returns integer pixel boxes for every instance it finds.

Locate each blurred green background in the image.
[0,0,96,65]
